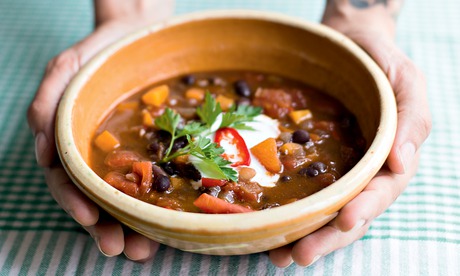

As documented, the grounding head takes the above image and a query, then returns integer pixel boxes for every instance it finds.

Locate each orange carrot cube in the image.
[215,94,234,111]
[250,137,282,173]
[288,109,312,125]
[95,130,120,152]
[141,84,169,107]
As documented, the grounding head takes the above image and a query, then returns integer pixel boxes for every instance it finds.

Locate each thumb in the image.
[27,22,133,167]
[349,34,432,174]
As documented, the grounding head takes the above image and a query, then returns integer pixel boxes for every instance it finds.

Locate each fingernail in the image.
[95,238,116,257]
[280,259,294,268]
[35,132,48,166]
[399,143,416,174]
[350,219,366,232]
[306,255,321,267]
[90,233,115,257]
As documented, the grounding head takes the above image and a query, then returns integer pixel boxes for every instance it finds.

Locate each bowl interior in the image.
[72,17,381,160]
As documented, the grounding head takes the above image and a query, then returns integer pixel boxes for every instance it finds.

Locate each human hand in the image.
[27,0,174,261]
[268,1,432,267]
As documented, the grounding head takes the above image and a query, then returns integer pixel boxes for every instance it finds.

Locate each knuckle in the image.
[413,110,432,142]
[27,101,42,132]
[47,49,81,74]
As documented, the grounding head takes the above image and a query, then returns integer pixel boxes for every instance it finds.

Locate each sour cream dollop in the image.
[190,114,281,187]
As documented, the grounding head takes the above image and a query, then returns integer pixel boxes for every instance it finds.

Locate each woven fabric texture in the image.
[1,0,459,275]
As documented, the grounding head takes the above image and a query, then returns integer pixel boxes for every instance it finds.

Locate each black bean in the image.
[147,141,161,152]
[155,130,172,143]
[161,162,176,175]
[181,74,195,85]
[298,162,327,178]
[154,175,171,192]
[306,167,319,177]
[209,76,225,86]
[310,161,327,174]
[147,141,165,162]
[176,163,201,181]
[172,136,188,151]
[233,80,251,97]
[152,164,168,176]
[280,175,292,182]
[292,130,310,144]
[298,167,319,177]
[187,165,202,181]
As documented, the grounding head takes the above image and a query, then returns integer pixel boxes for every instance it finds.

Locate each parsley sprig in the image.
[154,92,261,182]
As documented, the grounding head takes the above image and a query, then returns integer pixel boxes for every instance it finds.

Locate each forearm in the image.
[93,0,175,27]
[322,0,403,39]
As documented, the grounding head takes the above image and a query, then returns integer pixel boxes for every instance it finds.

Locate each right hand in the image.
[27,0,174,261]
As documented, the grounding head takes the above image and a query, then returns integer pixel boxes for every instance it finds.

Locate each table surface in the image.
[1,0,459,275]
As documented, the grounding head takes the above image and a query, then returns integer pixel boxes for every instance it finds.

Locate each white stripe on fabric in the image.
[44,232,68,276]
[0,232,19,269]
[236,254,248,275]
[7,231,35,276]
[388,239,400,276]
[83,245,103,276]
[65,234,87,275]
[28,231,53,273]
[179,250,194,275]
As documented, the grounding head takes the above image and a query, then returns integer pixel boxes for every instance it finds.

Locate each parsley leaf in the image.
[153,91,259,182]
[219,104,262,130]
[196,92,222,128]
[187,136,238,182]
[177,121,207,137]
[154,106,238,181]
[154,108,180,135]
[235,104,263,117]
[154,108,181,158]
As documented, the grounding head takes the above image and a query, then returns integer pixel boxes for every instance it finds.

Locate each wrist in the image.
[94,0,175,27]
[321,0,403,40]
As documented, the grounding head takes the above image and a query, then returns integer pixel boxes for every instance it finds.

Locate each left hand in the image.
[27,0,174,261]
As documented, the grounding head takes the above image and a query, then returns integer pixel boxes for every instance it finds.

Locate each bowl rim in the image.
[56,10,397,233]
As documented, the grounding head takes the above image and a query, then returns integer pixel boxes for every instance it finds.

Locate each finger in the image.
[387,62,431,174]
[27,22,131,167]
[348,35,432,174]
[334,154,418,232]
[27,48,82,166]
[291,222,370,267]
[290,152,419,266]
[123,230,160,262]
[268,244,294,268]
[44,166,99,226]
[84,219,125,257]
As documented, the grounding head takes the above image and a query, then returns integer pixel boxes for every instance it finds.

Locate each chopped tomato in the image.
[132,161,153,194]
[193,193,253,214]
[104,150,143,168]
[253,88,293,119]
[201,177,228,187]
[214,127,250,167]
[234,182,262,203]
[104,171,139,197]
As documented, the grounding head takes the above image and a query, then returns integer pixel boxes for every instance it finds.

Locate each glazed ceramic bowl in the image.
[56,10,397,255]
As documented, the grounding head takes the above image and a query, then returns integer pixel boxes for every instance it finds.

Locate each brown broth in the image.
[89,71,365,213]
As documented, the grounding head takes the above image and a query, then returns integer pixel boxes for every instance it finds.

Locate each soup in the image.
[90,71,365,213]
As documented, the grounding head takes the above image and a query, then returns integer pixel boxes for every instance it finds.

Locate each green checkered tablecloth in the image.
[1,0,459,275]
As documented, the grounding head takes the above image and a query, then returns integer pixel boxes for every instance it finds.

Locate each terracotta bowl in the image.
[56,10,397,255]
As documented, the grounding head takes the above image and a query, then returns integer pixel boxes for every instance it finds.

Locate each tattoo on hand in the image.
[350,0,389,8]
[344,0,403,19]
